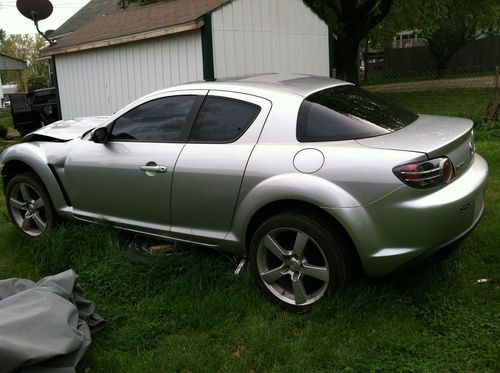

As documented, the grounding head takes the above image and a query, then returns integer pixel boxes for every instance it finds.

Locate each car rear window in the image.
[297,85,418,142]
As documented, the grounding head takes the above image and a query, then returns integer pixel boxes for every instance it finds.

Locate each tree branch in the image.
[356,0,380,18]
[368,0,393,29]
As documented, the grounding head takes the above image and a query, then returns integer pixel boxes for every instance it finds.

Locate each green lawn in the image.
[380,88,498,125]
[0,90,499,372]
[0,108,16,151]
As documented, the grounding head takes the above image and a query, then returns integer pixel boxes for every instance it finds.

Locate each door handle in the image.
[140,165,167,173]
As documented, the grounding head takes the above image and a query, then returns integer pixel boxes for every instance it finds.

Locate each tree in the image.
[0,32,50,91]
[376,0,500,74]
[415,0,499,74]
[305,0,393,84]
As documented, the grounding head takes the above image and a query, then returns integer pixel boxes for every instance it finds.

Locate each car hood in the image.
[24,116,110,141]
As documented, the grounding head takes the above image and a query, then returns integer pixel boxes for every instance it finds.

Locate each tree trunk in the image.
[333,37,361,84]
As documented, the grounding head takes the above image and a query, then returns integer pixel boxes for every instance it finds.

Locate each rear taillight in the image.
[393,157,454,189]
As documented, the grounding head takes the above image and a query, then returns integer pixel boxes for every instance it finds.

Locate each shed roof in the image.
[44,0,227,56]
[0,53,27,70]
[51,0,126,39]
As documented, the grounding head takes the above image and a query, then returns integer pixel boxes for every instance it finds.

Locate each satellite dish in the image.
[16,0,53,22]
[16,0,55,45]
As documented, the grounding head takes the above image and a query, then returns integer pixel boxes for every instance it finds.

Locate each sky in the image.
[0,0,90,35]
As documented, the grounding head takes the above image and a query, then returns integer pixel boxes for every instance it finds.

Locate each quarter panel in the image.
[0,143,71,216]
[225,141,427,254]
[226,172,360,255]
[324,154,489,276]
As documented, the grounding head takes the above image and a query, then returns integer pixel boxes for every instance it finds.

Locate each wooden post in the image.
[18,70,27,92]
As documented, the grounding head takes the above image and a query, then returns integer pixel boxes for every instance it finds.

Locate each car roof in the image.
[157,73,352,99]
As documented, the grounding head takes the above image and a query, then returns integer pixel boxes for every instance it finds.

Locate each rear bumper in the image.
[389,201,483,275]
[325,153,488,276]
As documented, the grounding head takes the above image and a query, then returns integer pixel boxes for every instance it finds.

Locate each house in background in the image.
[43,0,332,119]
[0,53,27,108]
[392,30,427,49]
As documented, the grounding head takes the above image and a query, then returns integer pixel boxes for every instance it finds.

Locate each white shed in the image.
[44,0,332,119]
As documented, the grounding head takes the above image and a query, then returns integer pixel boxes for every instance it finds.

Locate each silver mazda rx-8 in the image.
[0,74,488,310]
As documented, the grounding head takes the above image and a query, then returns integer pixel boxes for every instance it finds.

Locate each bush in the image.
[0,124,8,139]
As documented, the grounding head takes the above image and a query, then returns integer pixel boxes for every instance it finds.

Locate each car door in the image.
[63,90,207,235]
[170,91,272,244]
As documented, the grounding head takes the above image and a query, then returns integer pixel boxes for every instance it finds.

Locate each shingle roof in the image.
[0,53,27,70]
[51,0,126,39]
[45,0,228,55]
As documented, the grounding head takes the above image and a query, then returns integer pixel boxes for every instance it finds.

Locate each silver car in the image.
[0,74,488,310]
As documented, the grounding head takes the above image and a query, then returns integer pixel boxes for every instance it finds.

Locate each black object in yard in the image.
[10,87,60,136]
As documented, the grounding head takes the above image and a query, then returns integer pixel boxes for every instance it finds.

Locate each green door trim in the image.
[201,14,215,81]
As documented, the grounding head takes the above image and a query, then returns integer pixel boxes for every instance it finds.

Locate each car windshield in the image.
[297,85,418,142]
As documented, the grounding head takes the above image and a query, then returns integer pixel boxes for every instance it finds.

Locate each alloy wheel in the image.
[256,227,330,306]
[8,182,48,237]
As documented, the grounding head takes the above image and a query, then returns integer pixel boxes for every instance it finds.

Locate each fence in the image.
[383,36,500,73]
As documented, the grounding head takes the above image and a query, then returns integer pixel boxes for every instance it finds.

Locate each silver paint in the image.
[293,148,324,174]
[0,74,489,277]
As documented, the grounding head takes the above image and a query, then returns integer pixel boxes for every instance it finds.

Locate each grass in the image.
[0,89,499,372]
[379,88,498,125]
[0,107,13,129]
[0,108,16,151]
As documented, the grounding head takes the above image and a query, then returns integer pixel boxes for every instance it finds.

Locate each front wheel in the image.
[249,213,353,311]
[5,172,56,238]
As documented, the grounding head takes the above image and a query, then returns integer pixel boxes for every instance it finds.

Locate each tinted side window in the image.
[190,97,260,143]
[111,95,197,142]
[297,85,418,142]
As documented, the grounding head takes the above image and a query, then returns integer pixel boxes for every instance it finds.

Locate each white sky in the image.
[0,0,91,35]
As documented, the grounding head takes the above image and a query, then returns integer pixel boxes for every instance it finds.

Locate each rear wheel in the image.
[5,172,56,238]
[249,212,353,311]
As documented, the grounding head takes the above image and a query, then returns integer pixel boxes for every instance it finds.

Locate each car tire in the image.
[249,212,353,312]
[5,172,56,238]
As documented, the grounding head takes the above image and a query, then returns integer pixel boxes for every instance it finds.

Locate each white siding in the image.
[55,30,203,119]
[212,0,329,79]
